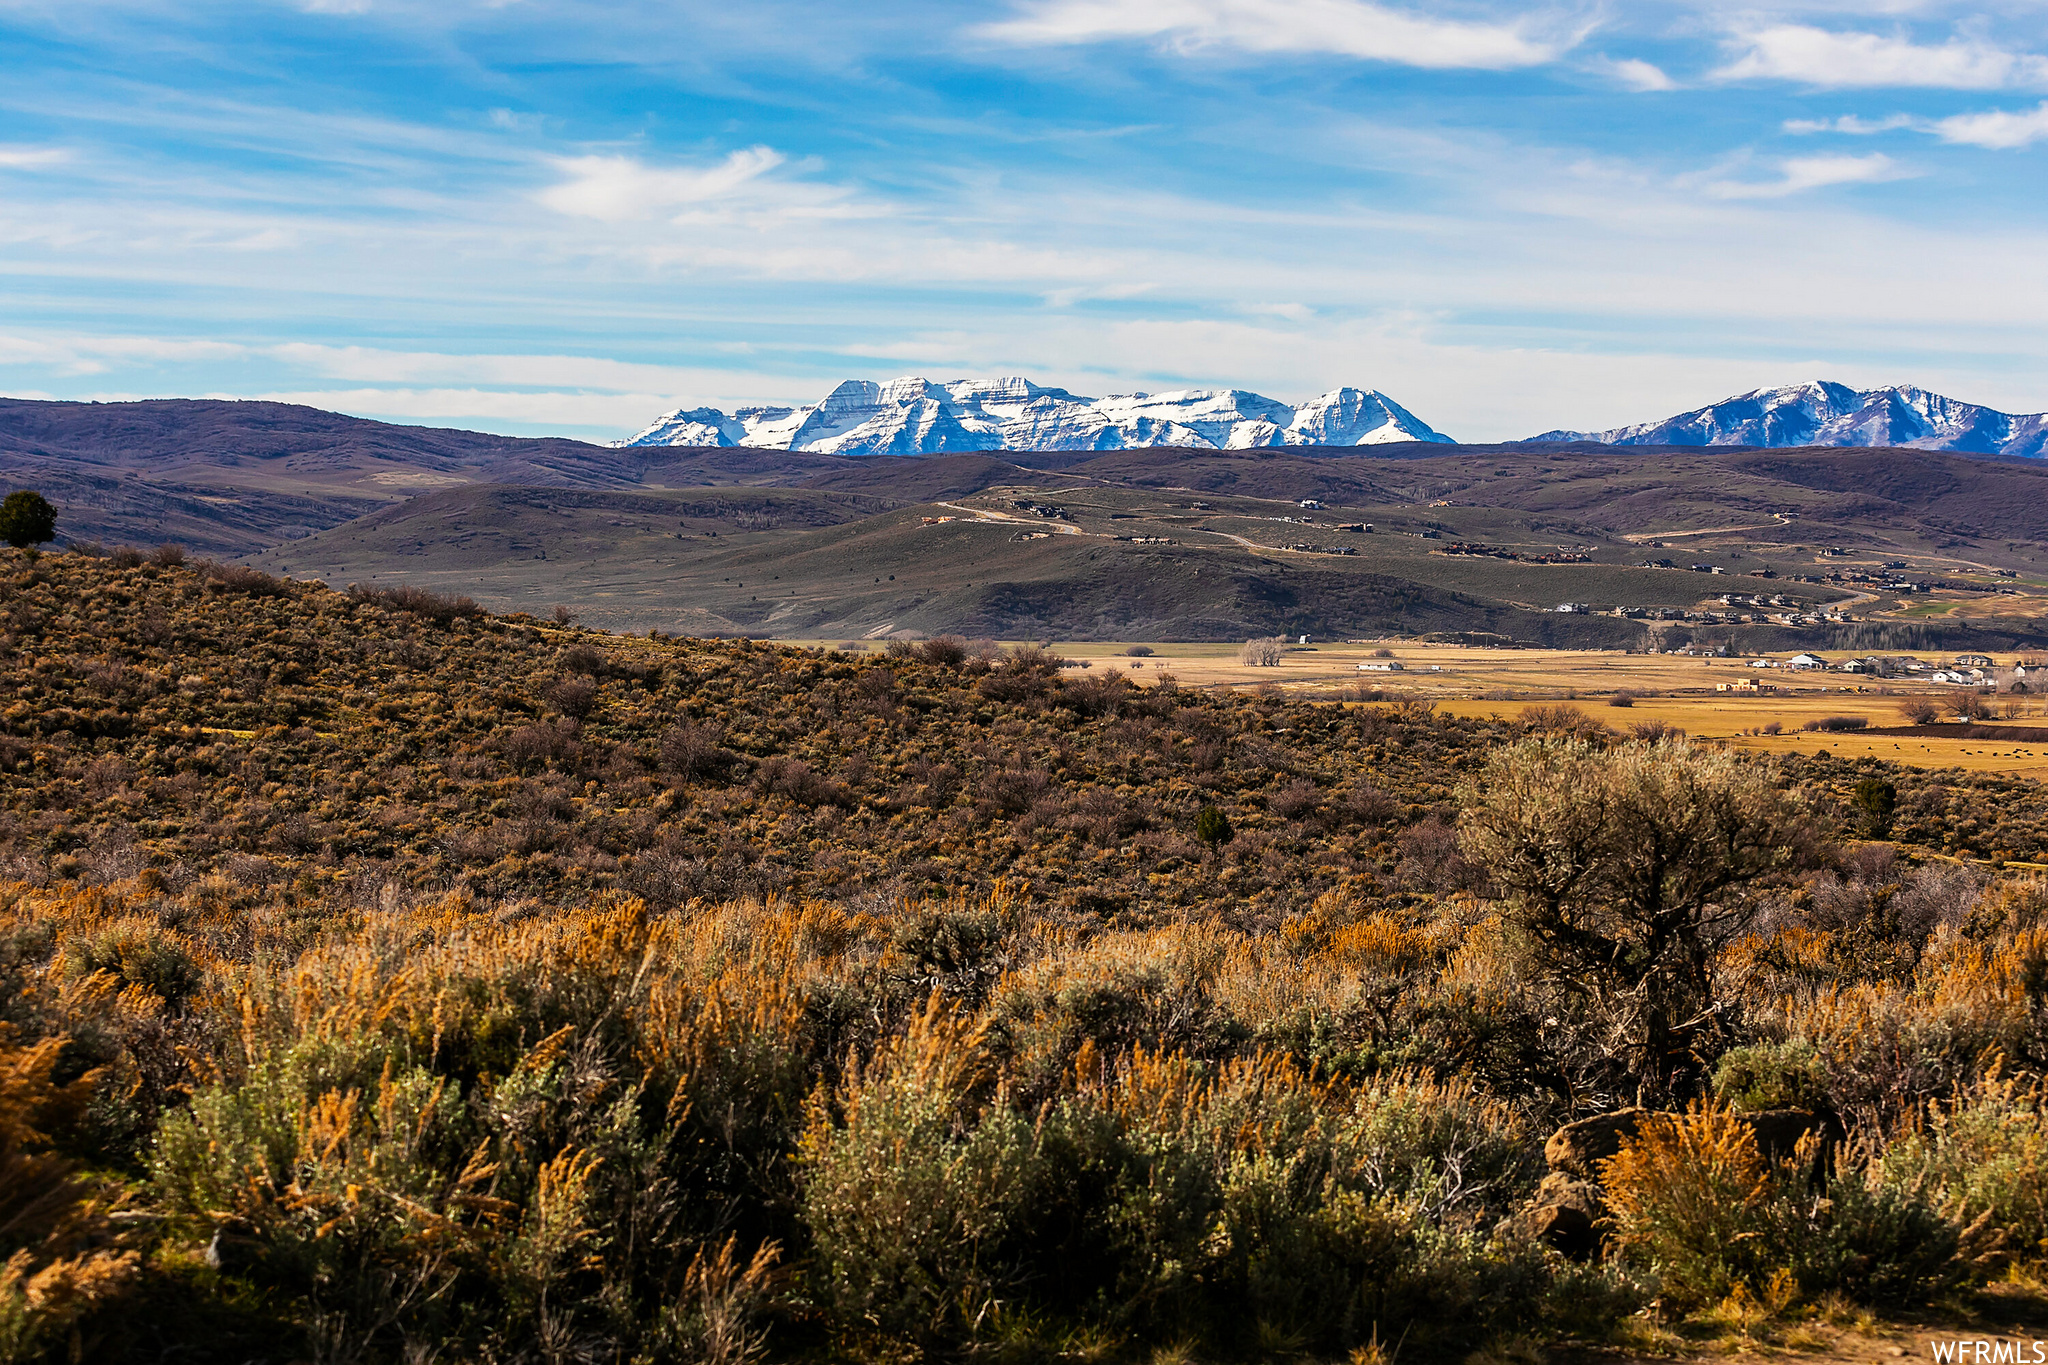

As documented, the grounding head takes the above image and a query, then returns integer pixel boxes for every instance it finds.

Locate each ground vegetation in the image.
[5,551,2048,1361]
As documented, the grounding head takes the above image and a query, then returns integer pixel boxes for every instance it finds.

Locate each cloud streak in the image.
[1705,153,1910,199]
[1718,25,2048,90]
[978,0,1572,70]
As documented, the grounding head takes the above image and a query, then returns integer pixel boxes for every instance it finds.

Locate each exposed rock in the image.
[1502,1173,1606,1260]
[1740,1107,1834,1163]
[1543,1108,1647,1180]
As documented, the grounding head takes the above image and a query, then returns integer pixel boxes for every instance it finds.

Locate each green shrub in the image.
[1712,1040,1830,1114]
[799,998,1042,1352]
[1879,1072,2048,1267]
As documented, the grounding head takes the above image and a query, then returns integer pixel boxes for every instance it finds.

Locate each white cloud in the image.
[1782,113,1918,135]
[538,146,788,221]
[1705,152,1910,198]
[1594,56,1676,92]
[0,331,247,375]
[0,145,71,169]
[978,0,1572,70]
[1718,25,2048,90]
[234,388,684,429]
[1934,101,2048,148]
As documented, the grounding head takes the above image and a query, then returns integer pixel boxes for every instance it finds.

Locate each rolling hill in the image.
[9,397,2048,643]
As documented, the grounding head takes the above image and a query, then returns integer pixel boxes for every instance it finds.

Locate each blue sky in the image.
[2,0,2047,442]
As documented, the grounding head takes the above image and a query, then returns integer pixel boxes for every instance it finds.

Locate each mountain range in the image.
[619,376,1454,454]
[1522,381,2048,458]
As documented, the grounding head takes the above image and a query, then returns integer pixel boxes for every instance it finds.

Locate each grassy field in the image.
[963,640,2048,777]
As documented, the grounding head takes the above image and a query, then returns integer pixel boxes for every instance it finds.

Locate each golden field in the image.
[1029,641,2048,778]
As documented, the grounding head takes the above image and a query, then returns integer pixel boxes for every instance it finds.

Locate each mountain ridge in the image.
[620,376,1455,454]
[1521,380,2048,458]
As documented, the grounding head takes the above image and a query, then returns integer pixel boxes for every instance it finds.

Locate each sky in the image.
[2,0,2047,443]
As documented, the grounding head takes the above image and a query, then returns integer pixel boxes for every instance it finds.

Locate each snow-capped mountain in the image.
[1521,381,2048,458]
[619,377,1454,454]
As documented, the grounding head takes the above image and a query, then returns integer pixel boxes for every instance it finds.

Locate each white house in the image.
[1358,661,1405,672]
[1787,653,1827,670]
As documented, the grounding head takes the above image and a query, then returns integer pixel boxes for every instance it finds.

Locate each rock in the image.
[1739,1108,1833,1163]
[205,1219,265,1275]
[1503,1174,1607,1260]
[1544,1108,1648,1180]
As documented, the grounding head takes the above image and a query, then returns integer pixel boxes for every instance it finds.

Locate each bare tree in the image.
[1238,637,1285,667]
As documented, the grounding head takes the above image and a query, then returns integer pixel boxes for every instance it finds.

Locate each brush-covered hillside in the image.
[10,546,2048,1363]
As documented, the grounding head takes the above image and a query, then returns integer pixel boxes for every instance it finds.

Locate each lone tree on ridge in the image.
[0,490,56,550]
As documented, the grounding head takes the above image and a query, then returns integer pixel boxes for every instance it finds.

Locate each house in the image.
[1557,603,1589,614]
[1956,653,1995,668]
[1358,661,1405,672]
[1299,499,1323,510]
[1748,658,1774,668]
[1716,679,1772,693]
[1786,653,1827,670]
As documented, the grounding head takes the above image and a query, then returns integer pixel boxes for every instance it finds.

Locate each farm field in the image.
[996,641,2048,776]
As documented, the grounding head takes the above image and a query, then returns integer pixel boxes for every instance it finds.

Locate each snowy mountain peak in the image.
[1521,381,2048,458]
[618,376,1453,454]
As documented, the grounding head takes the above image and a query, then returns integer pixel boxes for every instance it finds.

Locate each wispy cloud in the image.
[1934,100,2048,148]
[537,147,790,221]
[1591,56,1677,92]
[0,145,73,169]
[977,0,1574,70]
[1705,152,1910,199]
[1718,25,2048,90]
[1784,101,2048,149]
[1782,113,1919,135]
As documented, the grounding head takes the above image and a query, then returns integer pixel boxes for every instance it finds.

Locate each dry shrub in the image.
[1519,703,1610,739]
[0,1027,141,1361]
[1239,638,1284,667]
[1601,1105,1775,1306]
[347,581,483,627]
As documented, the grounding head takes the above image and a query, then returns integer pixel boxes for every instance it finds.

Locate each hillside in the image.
[8,548,2048,1361]
[243,443,2048,644]
[9,397,2048,642]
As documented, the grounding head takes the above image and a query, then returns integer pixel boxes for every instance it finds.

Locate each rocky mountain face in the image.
[1523,381,2048,458]
[619,376,1454,454]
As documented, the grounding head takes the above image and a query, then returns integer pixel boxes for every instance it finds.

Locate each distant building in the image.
[1556,603,1589,614]
[1956,653,1995,667]
[1358,661,1405,672]
[1786,653,1827,669]
[1299,499,1323,509]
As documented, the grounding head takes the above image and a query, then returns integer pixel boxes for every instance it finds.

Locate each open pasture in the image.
[1037,639,2048,777]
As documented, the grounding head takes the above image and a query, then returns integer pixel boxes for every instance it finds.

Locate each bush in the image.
[1121,645,1154,657]
[1609,691,1636,708]
[1601,1105,1777,1305]
[195,560,291,598]
[149,543,186,567]
[1802,715,1868,732]
[1194,806,1233,845]
[347,582,483,626]
[800,999,1040,1351]
[1713,1040,1830,1113]
[1238,638,1284,667]
[1879,1073,2048,1265]
[1462,737,1808,1097]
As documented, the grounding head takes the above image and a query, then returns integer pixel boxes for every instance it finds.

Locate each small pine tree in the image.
[1194,806,1233,846]
[0,490,56,549]
[1852,777,1897,837]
